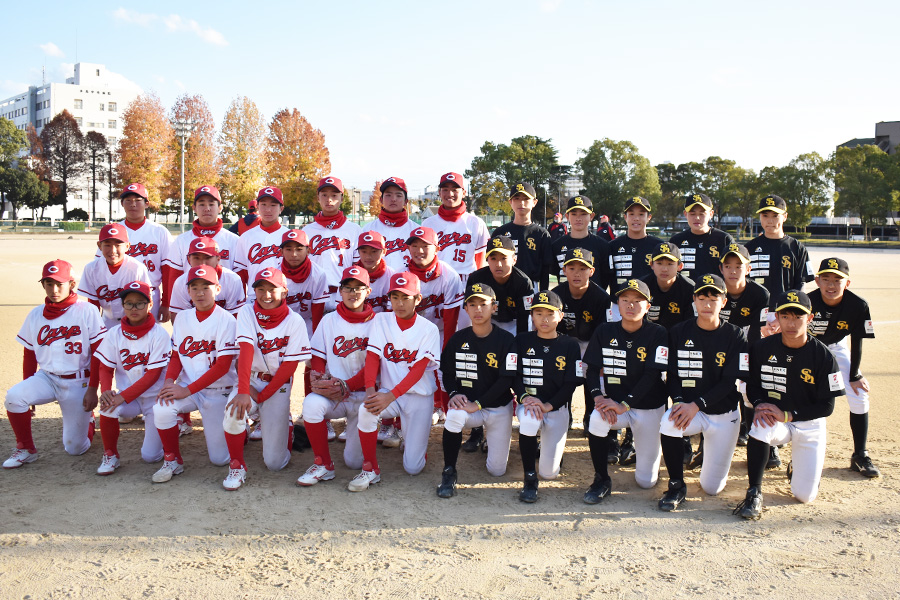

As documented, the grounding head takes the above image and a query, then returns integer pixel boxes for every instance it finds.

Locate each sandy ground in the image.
[0,236,898,599]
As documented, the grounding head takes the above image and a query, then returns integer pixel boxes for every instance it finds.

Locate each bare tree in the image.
[39,110,86,217]
[85,131,108,221]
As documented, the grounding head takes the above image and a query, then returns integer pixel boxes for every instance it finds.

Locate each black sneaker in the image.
[658,480,687,512]
[607,440,620,465]
[619,442,636,466]
[461,427,483,453]
[737,427,749,447]
[519,471,539,503]
[583,474,612,505]
[766,446,781,470]
[733,486,763,520]
[436,466,457,498]
[850,452,881,478]
[786,461,793,482]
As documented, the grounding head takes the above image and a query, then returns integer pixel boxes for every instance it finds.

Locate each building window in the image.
[74,99,83,109]
[96,69,100,76]
[99,103,105,111]
[108,136,117,144]
[108,102,117,112]
[75,117,83,127]
[108,120,117,129]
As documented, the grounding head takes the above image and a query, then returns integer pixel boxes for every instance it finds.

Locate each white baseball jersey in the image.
[95,322,171,398]
[367,312,440,396]
[170,305,239,389]
[169,267,246,316]
[93,220,173,288]
[164,224,240,274]
[78,255,152,327]
[367,264,396,314]
[413,261,465,335]
[422,212,490,278]
[310,310,374,381]
[16,301,106,374]
[360,218,418,272]
[235,304,311,375]
[281,259,329,334]
[232,222,289,285]
[302,219,362,290]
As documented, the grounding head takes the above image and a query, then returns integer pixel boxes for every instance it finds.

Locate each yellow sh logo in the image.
[573,248,584,258]
[766,197,775,206]
[837,321,849,330]
[669,302,681,314]
[703,275,714,285]
[645,253,653,266]
[828,259,839,269]
[492,238,502,248]
[538,293,548,303]
[787,291,799,303]
[729,243,740,253]
[782,256,792,268]
[486,353,498,368]
[556,357,566,370]
[715,352,726,366]
[628,279,639,289]
[472,284,483,293]
[801,368,815,384]
[583,311,593,323]
[660,244,670,254]
[527,238,536,250]
[636,347,647,361]
[574,197,583,205]
[740,307,751,317]
[709,246,720,258]
[516,183,525,192]
[693,194,702,203]
[507,297,515,307]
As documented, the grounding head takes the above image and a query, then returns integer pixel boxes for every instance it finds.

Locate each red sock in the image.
[395,416,402,432]
[434,390,449,411]
[99,415,120,456]
[87,412,96,443]
[7,411,35,452]
[225,431,246,468]
[179,412,192,426]
[304,420,333,469]
[287,420,294,451]
[157,425,182,461]
[382,418,395,428]
[360,429,379,473]
[303,370,311,397]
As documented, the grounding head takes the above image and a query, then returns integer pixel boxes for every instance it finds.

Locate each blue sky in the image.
[3,1,897,196]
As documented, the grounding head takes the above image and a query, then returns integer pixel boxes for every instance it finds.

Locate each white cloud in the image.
[39,42,64,58]
[163,14,228,46]
[540,0,563,12]
[113,8,158,26]
[103,67,144,94]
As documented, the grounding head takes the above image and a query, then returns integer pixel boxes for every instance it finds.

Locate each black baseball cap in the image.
[530,290,564,312]
[721,243,751,264]
[775,290,812,314]
[486,235,516,256]
[816,257,850,278]
[563,247,594,268]
[615,279,652,301]
[465,281,497,303]
[685,193,713,211]
[757,195,787,215]
[652,242,681,262]
[624,196,652,212]
[509,183,536,200]
[565,195,593,213]
[694,274,727,295]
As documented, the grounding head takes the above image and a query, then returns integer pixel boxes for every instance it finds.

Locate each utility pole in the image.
[173,119,196,233]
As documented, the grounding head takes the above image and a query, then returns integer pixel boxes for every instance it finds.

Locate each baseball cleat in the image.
[737,427,749,447]
[178,420,194,437]
[436,466,458,499]
[118,416,136,424]
[348,462,381,492]
[3,448,38,469]
[249,422,263,440]
[766,446,781,470]
[786,461,793,482]
[461,427,484,453]
[338,429,347,442]
[223,461,246,491]
[97,452,120,476]
[607,440,620,465]
[296,457,336,486]
[619,442,636,466]
[152,456,184,483]
[382,426,401,448]
[682,437,693,465]
[733,486,763,520]
[326,421,336,442]
[658,480,687,512]
[850,452,881,478]
[583,474,612,505]
[377,423,393,442]
[519,471,539,503]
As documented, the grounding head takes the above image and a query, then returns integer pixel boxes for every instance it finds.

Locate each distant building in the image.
[838,121,899,154]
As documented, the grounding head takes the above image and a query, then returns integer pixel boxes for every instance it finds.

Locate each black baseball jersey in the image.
[747,235,814,302]
[720,280,770,345]
[492,222,554,290]
[467,265,533,334]
[513,331,583,411]
[807,289,874,346]
[640,273,695,330]
[551,233,610,290]
[583,321,668,409]
[667,319,748,415]
[668,228,735,280]
[747,334,844,422]
[441,326,517,409]
[552,281,611,342]
[607,234,665,286]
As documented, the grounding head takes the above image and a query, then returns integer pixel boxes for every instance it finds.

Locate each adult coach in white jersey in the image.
[361,177,418,272]
[232,186,289,289]
[303,176,362,311]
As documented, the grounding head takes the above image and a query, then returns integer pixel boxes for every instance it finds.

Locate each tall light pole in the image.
[173,118,196,232]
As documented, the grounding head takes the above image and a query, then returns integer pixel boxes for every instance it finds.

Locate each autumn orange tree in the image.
[368,181,383,216]
[266,108,331,216]
[117,92,175,211]
[165,94,217,217]
[218,96,266,218]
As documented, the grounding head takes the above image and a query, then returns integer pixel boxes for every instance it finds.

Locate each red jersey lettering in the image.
[383,343,418,363]
[119,348,149,371]
[416,293,445,313]
[332,335,369,358]
[248,243,282,265]
[96,285,125,303]
[257,332,289,355]
[384,238,408,256]
[437,231,472,251]
[37,324,83,346]
[127,242,159,258]
[309,235,351,256]
[179,336,216,358]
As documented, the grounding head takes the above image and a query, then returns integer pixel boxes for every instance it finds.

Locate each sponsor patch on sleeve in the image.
[829,372,845,392]
[739,352,749,371]
[506,353,518,370]
[655,346,668,365]
[576,360,586,378]
[865,320,874,335]
[523,295,534,309]
[806,260,814,275]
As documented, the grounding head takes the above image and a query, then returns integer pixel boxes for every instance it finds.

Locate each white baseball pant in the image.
[492,319,517,336]
[100,394,164,462]
[154,387,231,466]
[223,377,291,471]
[589,405,665,488]
[357,391,433,475]
[5,371,93,456]
[302,391,365,470]
[829,341,867,414]
[750,418,827,503]
[444,401,515,476]
[516,404,570,480]
[660,407,740,495]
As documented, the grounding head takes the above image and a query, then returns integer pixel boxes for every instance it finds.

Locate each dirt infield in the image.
[0,236,898,599]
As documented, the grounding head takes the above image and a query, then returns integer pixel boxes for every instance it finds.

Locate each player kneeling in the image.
[514,290,583,503]
[582,279,668,504]
[734,290,845,519]
[297,266,375,487]
[437,282,517,498]
[94,281,169,474]
[4,260,105,469]
[221,268,311,490]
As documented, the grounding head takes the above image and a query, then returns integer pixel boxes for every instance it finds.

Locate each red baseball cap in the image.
[194,185,222,203]
[99,223,129,243]
[188,236,219,257]
[253,267,288,289]
[439,172,465,189]
[256,186,284,205]
[389,272,420,296]
[317,177,344,193]
[281,229,310,247]
[118,280,152,302]
[248,199,259,210]
[406,226,438,246]
[379,177,408,195]
[340,265,370,287]
[358,231,386,250]
[40,259,75,282]
[119,183,148,200]
[186,265,219,286]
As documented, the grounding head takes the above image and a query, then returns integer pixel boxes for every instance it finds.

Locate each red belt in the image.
[50,369,90,380]
[254,372,273,382]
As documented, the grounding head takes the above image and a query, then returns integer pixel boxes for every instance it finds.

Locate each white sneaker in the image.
[3,448,38,469]
[382,426,401,449]
[338,430,347,442]
[296,457,336,486]
[432,408,446,425]
[348,463,381,492]
[377,423,392,442]
[97,452,120,476]
[326,421,336,441]
[223,461,246,491]
[118,416,135,424]
[152,456,184,483]
[177,417,193,437]
[249,422,263,440]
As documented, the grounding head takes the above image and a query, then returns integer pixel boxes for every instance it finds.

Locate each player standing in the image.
[466,235,533,336]
[640,243,695,330]
[748,194,814,307]
[168,237,246,319]
[608,197,664,287]
[361,177,418,272]
[279,229,328,334]
[354,231,395,314]
[231,187,289,289]
[551,195,610,291]
[668,194,735,281]
[493,183,554,292]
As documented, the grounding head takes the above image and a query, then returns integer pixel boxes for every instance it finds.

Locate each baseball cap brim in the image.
[465,292,495,302]
[722,250,750,264]
[486,246,515,256]
[624,200,651,212]
[563,257,594,268]
[118,288,151,302]
[684,200,712,211]
[756,206,786,214]
[775,301,811,314]
[531,302,562,312]
[565,205,592,214]
[652,252,680,262]
[816,268,849,278]
[694,283,726,295]
[615,287,651,301]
